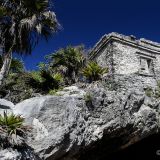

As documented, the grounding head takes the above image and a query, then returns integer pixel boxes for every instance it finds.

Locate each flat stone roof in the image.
[90,32,160,58]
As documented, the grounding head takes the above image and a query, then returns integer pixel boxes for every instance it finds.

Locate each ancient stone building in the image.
[90,32,160,90]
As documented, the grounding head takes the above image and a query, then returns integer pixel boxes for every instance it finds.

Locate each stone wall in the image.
[103,74,158,92]
[113,41,140,75]
[91,33,160,90]
[112,41,160,89]
[112,41,160,77]
[94,42,114,75]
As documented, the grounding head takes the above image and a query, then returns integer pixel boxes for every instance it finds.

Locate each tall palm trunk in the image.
[0,33,15,86]
[0,52,12,86]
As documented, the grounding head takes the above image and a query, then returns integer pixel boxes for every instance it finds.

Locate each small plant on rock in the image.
[0,111,28,147]
[84,93,93,108]
[49,87,63,96]
[144,87,154,97]
[154,81,160,98]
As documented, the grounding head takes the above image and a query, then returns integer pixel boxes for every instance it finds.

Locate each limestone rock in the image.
[0,99,14,115]
[0,148,40,160]
[11,85,160,160]
[0,149,21,160]
[56,86,86,97]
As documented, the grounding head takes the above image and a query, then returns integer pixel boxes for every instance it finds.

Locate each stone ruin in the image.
[90,32,160,91]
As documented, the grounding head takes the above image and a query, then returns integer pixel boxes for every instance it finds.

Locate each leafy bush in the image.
[9,58,24,73]
[27,70,64,93]
[30,71,44,83]
[82,61,108,83]
[0,72,35,103]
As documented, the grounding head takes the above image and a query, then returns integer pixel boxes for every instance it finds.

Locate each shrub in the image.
[82,61,108,83]
[27,70,64,93]
[31,71,44,83]
[0,72,35,103]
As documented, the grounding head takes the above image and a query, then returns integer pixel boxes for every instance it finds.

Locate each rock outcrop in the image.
[1,84,160,159]
[0,99,14,115]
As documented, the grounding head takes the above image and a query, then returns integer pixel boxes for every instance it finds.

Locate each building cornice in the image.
[90,32,160,59]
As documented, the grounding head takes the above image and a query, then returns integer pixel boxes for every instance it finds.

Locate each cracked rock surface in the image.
[1,84,160,159]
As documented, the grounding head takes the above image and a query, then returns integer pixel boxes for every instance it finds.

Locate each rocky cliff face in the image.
[0,83,160,160]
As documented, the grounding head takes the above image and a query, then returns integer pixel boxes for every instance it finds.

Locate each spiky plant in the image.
[0,112,24,136]
[82,61,108,83]
[0,111,28,147]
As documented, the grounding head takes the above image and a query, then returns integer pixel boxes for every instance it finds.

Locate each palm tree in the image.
[82,61,108,83]
[0,56,24,73]
[46,45,86,84]
[0,0,59,85]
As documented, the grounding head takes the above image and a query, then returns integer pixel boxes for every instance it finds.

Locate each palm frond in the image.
[1,0,59,55]
[82,61,108,82]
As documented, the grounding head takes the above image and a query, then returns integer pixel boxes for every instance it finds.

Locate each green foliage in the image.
[0,72,35,103]
[46,45,86,84]
[154,81,160,98]
[38,62,46,70]
[10,58,24,73]
[53,73,64,84]
[0,0,59,55]
[84,93,93,102]
[48,89,59,95]
[0,6,7,16]
[82,61,108,83]
[145,87,153,97]
[0,0,59,85]
[84,92,94,108]
[28,69,64,93]
[0,112,24,136]
[144,82,160,99]
[31,71,44,83]
[0,56,24,73]
[48,88,63,96]
[0,111,28,147]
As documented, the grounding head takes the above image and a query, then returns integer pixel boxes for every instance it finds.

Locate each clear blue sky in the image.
[19,0,160,70]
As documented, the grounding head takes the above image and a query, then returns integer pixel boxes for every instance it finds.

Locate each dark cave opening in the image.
[106,134,160,160]
[78,133,160,160]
